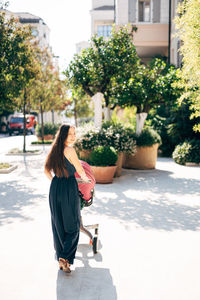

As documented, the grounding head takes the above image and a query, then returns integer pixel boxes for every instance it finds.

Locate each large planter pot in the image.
[91,166,117,184]
[38,134,54,141]
[123,143,159,169]
[114,152,124,177]
[79,149,92,160]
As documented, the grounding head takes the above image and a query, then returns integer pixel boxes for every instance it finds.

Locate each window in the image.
[97,25,112,37]
[138,0,151,22]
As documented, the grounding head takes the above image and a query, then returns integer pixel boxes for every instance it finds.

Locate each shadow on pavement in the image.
[0,181,46,225]
[87,168,200,231]
[56,244,117,300]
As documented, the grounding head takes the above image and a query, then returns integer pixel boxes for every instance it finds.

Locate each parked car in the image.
[8,114,37,136]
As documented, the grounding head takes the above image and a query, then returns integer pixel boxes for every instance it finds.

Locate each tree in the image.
[65,87,94,127]
[65,26,139,120]
[175,0,200,132]
[112,58,180,135]
[0,10,40,115]
[17,47,68,143]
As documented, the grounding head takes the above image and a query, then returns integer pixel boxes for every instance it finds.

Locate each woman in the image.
[44,124,90,273]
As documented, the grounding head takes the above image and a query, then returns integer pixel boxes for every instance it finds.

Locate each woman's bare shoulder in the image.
[64,146,76,156]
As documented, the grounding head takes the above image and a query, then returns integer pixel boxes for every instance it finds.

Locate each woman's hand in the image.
[44,168,53,180]
[80,175,91,183]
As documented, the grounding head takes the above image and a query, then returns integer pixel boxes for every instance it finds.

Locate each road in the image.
[0,135,200,300]
[0,134,38,155]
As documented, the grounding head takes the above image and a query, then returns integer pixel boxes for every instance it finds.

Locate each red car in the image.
[8,114,37,136]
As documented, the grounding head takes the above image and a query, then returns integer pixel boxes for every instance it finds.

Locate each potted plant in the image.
[76,122,137,176]
[100,122,136,176]
[75,129,99,160]
[89,146,118,183]
[123,127,161,169]
[35,123,60,141]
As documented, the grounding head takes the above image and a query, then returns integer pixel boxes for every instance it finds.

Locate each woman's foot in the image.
[59,258,71,273]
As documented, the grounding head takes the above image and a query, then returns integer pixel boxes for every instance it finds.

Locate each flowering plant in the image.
[75,121,136,154]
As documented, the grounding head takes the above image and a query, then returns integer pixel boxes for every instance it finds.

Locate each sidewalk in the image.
[0,150,200,300]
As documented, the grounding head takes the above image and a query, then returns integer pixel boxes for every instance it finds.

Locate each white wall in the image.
[116,0,129,25]
[92,0,114,9]
[160,0,169,23]
[91,10,114,35]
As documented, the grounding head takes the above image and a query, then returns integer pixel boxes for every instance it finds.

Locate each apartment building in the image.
[3,10,50,50]
[117,0,169,62]
[90,0,170,62]
[170,0,182,67]
[90,0,114,37]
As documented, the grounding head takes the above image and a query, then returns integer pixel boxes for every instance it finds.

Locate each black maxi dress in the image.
[49,156,80,265]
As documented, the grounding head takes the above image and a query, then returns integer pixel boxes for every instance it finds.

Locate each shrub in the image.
[135,127,161,147]
[172,139,200,165]
[75,121,136,154]
[75,129,99,151]
[35,123,60,137]
[90,146,118,166]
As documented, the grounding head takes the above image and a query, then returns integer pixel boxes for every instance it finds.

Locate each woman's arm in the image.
[64,147,90,182]
[44,167,53,180]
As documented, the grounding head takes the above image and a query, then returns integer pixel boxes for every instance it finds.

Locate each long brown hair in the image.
[45,124,72,177]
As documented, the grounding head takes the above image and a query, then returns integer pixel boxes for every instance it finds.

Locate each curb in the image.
[185,162,200,167]
[0,165,18,174]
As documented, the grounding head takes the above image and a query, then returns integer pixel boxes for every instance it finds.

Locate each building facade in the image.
[116,0,169,62]
[90,0,114,37]
[90,0,170,62]
[170,0,182,67]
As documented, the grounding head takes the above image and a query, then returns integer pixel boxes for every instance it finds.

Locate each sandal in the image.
[59,258,71,273]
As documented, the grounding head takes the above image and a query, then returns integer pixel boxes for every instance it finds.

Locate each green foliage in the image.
[135,127,161,147]
[172,139,200,165]
[0,162,11,169]
[113,58,180,114]
[31,140,52,145]
[90,146,118,166]
[147,102,200,156]
[35,123,60,137]
[65,87,94,125]
[0,11,40,113]
[18,48,68,114]
[175,0,200,131]
[111,107,136,128]
[65,25,139,108]
[75,121,136,153]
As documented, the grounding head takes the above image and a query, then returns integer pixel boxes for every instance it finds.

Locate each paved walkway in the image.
[0,142,200,300]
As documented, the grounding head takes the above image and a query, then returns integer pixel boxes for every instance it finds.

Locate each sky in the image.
[8,0,91,72]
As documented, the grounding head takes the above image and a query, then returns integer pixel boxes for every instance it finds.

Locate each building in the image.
[90,0,170,63]
[90,0,114,37]
[3,10,50,50]
[170,0,182,67]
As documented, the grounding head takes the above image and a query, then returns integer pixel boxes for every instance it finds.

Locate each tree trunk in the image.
[23,89,27,153]
[51,109,54,124]
[40,100,44,144]
[136,112,148,136]
[74,97,78,127]
[104,107,112,121]
[92,92,103,128]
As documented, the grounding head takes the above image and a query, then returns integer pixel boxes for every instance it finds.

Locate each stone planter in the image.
[38,134,54,141]
[79,149,92,160]
[123,143,159,169]
[91,166,117,184]
[114,152,124,177]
